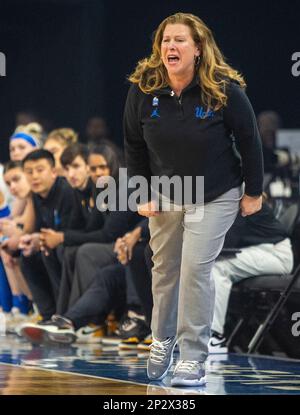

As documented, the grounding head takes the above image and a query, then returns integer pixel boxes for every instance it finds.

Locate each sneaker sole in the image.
[147,340,177,381]
[101,345,119,352]
[102,337,121,345]
[119,343,139,350]
[20,326,45,345]
[208,347,228,354]
[75,337,103,344]
[6,328,20,335]
[171,375,207,387]
[118,349,137,357]
[137,345,151,351]
[21,326,76,346]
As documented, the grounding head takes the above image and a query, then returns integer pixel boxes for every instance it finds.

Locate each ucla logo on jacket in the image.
[151,96,160,118]
[195,106,215,119]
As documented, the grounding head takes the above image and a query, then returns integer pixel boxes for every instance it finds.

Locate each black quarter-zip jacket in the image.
[32,176,75,231]
[64,180,141,246]
[124,78,264,203]
[63,178,106,246]
[223,203,288,248]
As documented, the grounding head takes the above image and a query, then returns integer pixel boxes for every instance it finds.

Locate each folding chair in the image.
[247,263,300,353]
[225,202,300,354]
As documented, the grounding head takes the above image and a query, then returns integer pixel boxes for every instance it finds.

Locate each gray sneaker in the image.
[171,360,206,387]
[147,336,177,380]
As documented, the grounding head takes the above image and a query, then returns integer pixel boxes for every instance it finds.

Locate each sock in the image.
[12,295,30,315]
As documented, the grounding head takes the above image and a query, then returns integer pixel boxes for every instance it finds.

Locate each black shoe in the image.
[118,312,151,350]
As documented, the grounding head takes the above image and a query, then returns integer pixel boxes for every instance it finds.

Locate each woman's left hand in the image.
[240,194,263,217]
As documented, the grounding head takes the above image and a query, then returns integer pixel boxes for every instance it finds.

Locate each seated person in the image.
[40,142,122,251]
[8,122,43,219]
[39,143,104,249]
[114,219,153,350]
[40,143,139,316]
[1,161,33,328]
[18,149,75,321]
[88,143,122,185]
[21,143,140,340]
[43,128,78,177]
[9,122,42,162]
[209,198,294,353]
[40,143,104,314]
[20,221,150,345]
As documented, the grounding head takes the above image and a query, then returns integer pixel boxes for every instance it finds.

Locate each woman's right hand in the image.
[18,233,40,257]
[137,201,160,217]
[0,218,19,238]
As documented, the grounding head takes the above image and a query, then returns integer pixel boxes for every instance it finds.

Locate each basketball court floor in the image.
[0,335,300,395]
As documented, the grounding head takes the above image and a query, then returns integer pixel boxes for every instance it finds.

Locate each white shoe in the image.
[20,316,76,345]
[208,334,228,354]
[0,312,9,336]
[14,313,42,337]
[75,324,105,344]
[6,309,32,335]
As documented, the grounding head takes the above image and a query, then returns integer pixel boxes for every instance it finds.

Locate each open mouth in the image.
[167,55,180,63]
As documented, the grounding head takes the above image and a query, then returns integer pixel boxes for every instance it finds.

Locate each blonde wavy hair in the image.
[45,128,78,146]
[129,12,246,110]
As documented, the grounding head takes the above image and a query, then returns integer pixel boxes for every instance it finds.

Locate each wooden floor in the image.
[1,334,300,395]
[0,363,149,395]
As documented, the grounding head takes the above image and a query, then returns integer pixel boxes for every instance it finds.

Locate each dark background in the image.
[0,0,299,161]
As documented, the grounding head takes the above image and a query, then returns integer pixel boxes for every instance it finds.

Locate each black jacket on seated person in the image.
[32,176,75,231]
[24,177,76,318]
[63,178,105,246]
[63,182,141,246]
[68,178,104,230]
[223,202,288,249]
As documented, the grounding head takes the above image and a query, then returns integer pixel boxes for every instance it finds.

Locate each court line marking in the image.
[235,352,300,364]
[1,351,300,394]
[0,361,177,392]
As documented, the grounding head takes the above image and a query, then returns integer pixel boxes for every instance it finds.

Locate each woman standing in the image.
[124,13,263,386]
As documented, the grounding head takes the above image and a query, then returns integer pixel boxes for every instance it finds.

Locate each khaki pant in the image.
[149,185,244,361]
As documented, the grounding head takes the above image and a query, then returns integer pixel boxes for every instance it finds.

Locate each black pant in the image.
[65,263,126,330]
[20,253,56,320]
[70,242,117,308]
[56,246,78,315]
[41,245,64,301]
[128,242,153,325]
[125,267,142,311]
[63,242,152,330]
[58,242,117,314]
